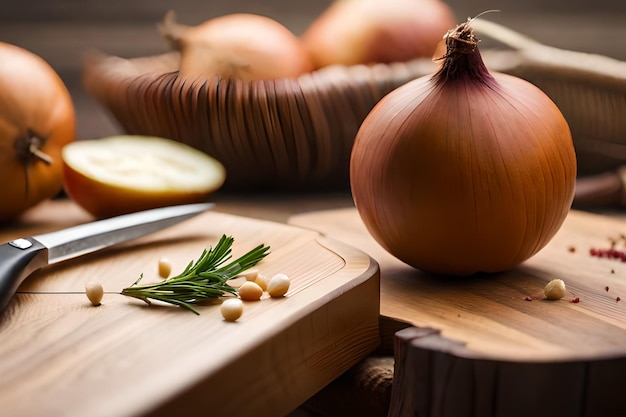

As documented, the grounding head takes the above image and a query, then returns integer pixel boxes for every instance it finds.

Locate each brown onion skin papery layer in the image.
[350,23,577,276]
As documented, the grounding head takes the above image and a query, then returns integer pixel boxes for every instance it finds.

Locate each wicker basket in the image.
[83,19,626,196]
[83,51,435,191]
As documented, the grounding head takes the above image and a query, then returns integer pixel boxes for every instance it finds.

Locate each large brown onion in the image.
[350,19,577,276]
[0,42,75,222]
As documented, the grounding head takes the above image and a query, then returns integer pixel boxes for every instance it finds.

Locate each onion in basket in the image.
[301,0,456,69]
[159,11,313,80]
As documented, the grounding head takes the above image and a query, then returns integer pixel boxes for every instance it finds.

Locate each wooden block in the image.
[290,208,626,415]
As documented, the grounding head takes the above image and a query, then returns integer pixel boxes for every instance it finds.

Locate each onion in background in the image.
[301,0,457,68]
[159,11,313,81]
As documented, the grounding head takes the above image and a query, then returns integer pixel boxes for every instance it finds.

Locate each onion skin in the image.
[301,0,457,69]
[0,42,75,223]
[350,20,577,276]
[161,12,313,81]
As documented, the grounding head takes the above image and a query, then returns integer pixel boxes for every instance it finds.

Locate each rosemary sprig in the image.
[121,235,270,315]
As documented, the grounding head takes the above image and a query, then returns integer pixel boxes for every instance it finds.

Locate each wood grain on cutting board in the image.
[290,208,626,416]
[0,201,380,417]
[290,208,626,362]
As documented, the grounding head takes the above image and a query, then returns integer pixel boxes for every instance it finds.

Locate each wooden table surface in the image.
[0,197,381,417]
[6,194,626,417]
[2,2,626,416]
[290,205,626,417]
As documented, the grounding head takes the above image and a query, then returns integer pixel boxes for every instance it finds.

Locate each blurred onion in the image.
[160,11,313,81]
[301,0,456,68]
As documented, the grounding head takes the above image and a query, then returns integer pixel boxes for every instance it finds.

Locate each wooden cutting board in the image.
[0,201,380,417]
[289,208,626,416]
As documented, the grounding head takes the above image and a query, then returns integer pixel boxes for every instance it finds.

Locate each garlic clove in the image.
[267,273,290,298]
[543,279,567,300]
[85,281,104,306]
[158,257,172,279]
[238,281,264,301]
[220,298,244,322]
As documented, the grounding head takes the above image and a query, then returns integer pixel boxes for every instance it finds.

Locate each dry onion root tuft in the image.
[350,17,577,276]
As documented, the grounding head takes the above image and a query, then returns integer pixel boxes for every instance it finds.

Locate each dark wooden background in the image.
[0,0,624,142]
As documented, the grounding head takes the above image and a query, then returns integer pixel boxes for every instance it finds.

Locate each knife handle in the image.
[0,238,48,315]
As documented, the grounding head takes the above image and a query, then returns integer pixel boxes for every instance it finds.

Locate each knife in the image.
[0,202,213,314]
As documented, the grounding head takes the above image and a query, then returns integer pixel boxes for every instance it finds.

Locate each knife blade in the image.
[0,202,213,314]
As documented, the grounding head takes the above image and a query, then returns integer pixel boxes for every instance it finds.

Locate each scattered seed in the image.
[589,247,626,262]
[544,279,567,300]
[267,273,290,298]
[238,281,264,301]
[158,257,172,279]
[85,281,104,306]
[605,286,610,292]
[220,298,243,321]
[570,297,580,303]
[254,273,270,291]
[238,269,259,281]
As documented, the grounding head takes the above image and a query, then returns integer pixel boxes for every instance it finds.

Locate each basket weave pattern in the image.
[84,52,433,190]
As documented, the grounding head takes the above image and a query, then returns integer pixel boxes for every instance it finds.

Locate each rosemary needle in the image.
[121,235,270,315]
